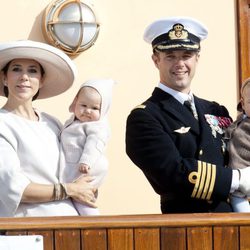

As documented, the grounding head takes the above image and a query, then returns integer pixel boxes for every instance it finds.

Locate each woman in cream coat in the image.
[0,40,96,217]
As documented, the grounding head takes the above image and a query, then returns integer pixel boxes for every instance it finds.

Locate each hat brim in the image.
[0,40,77,99]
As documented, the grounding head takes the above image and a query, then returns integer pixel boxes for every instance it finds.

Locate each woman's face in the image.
[3,59,44,101]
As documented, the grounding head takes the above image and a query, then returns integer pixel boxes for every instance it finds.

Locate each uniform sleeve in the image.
[126,107,232,202]
[0,133,30,216]
[79,120,110,168]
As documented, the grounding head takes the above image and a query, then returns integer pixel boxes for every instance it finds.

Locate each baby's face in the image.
[74,87,101,122]
[242,85,250,117]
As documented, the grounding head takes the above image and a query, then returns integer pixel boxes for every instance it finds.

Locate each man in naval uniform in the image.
[125,16,250,213]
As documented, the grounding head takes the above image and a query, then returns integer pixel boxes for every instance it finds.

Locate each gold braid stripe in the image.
[154,43,199,50]
[201,163,212,200]
[206,164,216,200]
[189,161,217,200]
[190,161,201,198]
[196,161,207,199]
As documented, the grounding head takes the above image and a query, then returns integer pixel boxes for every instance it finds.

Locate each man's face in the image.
[152,50,200,93]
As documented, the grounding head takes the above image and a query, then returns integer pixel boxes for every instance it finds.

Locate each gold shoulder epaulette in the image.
[132,104,146,111]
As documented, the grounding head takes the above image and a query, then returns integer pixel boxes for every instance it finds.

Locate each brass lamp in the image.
[42,0,100,55]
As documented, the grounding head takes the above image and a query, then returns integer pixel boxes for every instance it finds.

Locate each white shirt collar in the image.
[158,82,194,105]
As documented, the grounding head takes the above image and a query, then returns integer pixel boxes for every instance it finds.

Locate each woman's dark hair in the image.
[2,60,45,100]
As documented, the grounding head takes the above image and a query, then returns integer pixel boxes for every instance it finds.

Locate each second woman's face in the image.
[4,59,43,101]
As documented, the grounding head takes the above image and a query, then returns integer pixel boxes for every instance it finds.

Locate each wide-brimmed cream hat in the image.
[0,40,77,99]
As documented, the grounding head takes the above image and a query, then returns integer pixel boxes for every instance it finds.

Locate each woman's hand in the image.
[65,175,97,208]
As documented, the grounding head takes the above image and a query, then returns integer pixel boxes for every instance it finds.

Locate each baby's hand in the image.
[79,163,90,174]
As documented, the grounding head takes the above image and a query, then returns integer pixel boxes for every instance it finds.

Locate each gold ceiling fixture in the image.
[42,0,100,56]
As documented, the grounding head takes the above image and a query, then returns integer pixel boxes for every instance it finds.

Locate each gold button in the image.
[207,200,213,204]
[199,149,203,155]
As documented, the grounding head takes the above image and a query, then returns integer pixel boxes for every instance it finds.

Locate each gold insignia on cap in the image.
[189,161,216,200]
[169,23,188,40]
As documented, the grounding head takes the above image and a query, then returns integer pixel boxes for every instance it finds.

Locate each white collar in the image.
[158,82,194,105]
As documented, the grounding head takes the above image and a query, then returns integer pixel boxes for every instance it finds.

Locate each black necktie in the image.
[184,100,198,120]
